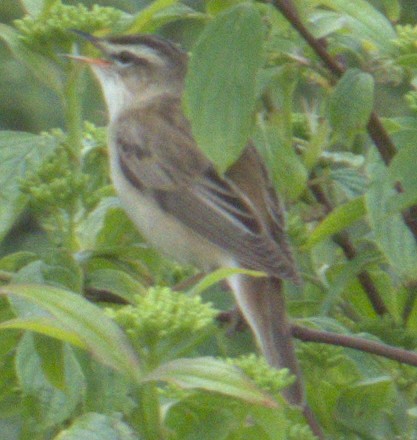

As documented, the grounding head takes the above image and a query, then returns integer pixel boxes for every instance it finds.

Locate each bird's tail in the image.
[229,275,304,406]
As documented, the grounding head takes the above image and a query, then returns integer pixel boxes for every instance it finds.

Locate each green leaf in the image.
[306,196,366,249]
[34,334,66,390]
[336,377,396,438]
[330,167,367,198]
[127,0,178,33]
[318,0,397,54]
[250,406,287,439]
[187,267,265,296]
[79,197,141,250]
[380,0,401,21]
[0,252,38,272]
[321,251,381,315]
[41,250,84,293]
[54,412,138,440]
[0,24,64,94]
[86,269,146,303]
[308,10,348,39]
[396,54,417,67]
[0,317,86,348]
[165,393,248,440]
[0,284,141,382]
[0,131,57,243]
[82,360,133,414]
[207,0,246,14]
[143,357,277,407]
[254,123,307,201]
[20,0,59,16]
[387,144,417,213]
[366,158,417,281]
[140,4,206,32]
[16,333,85,430]
[184,3,264,173]
[329,68,374,141]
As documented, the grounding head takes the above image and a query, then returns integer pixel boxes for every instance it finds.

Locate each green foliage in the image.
[1,0,417,439]
[55,412,138,440]
[184,3,264,173]
[14,2,123,48]
[395,24,417,55]
[227,354,295,397]
[107,287,218,365]
[328,68,375,143]
[0,131,58,242]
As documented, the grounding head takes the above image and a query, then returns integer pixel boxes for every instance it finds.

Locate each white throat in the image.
[92,67,172,122]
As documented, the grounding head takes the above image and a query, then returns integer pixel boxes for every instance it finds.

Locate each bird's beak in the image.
[66,30,111,66]
[64,54,112,67]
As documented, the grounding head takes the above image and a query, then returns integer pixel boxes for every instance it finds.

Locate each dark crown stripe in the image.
[106,34,185,61]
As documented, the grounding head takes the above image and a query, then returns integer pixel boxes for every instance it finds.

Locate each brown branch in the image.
[332,232,388,315]
[271,0,417,240]
[217,310,417,368]
[272,0,398,163]
[310,179,388,315]
[292,324,417,367]
[270,0,344,77]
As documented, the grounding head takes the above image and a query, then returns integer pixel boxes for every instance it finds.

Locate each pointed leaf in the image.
[54,412,138,440]
[127,0,178,33]
[318,0,396,54]
[366,159,417,281]
[143,357,277,407]
[16,333,85,429]
[329,68,374,141]
[184,4,264,173]
[21,0,59,16]
[306,196,366,248]
[0,317,86,348]
[0,284,141,382]
[187,267,265,296]
[0,24,64,94]
[254,123,307,200]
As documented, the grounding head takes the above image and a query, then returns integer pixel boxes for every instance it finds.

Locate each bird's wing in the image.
[114,98,298,281]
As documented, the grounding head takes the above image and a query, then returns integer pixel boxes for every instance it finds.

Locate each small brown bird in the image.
[70,31,306,408]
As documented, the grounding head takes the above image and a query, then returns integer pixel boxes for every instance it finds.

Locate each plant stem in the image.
[132,382,164,440]
[64,63,84,158]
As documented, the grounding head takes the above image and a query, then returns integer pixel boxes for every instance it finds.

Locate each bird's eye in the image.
[111,51,135,67]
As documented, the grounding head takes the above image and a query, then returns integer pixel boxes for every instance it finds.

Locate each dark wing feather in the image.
[114,97,299,281]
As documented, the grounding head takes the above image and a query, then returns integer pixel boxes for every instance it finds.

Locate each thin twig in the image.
[218,311,417,367]
[310,178,388,315]
[271,0,417,241]
[292,324,417,367]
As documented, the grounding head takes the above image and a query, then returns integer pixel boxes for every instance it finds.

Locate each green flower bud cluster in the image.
[226,354,294,396]
[14,2,123,48]
[394,25,417,55]
[107,287,217,352]
[20,140,89,214]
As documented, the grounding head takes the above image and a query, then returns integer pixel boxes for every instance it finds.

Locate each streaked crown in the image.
[73,31,188,119]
